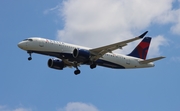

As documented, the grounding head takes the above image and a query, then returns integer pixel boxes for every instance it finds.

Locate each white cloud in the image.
[44,5,60,15]
[0,105,32,111]
[148,35,168,57]
[12,108,32,111]
[170,9,180,35]
[58,102,99,111]
[154,1,180,35]
[51,0,180,57]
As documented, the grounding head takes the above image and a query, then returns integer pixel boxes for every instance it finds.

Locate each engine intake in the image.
[73,48,90,61]
[47,58,65,70]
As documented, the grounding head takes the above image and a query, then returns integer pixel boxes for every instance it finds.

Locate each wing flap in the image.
[139,56,165,64]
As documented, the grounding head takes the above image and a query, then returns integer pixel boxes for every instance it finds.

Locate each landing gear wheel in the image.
[73,62,81,75]
[27,51,32,61]
[90,64,96,69]
[74,69,81,75]
[28,57,32,61]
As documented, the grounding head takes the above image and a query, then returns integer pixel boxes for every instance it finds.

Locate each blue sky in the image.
[0,0,180,111]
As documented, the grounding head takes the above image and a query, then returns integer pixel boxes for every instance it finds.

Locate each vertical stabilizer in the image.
[128,37,151,60]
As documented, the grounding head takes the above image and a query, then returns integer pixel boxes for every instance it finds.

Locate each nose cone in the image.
[18,42,22,48]
[17,42,21,48]
[17,41,26,50]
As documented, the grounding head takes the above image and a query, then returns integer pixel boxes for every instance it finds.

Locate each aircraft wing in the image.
[89,31,148,61]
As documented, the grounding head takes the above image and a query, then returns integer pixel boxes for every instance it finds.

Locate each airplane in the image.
[17,31,165,75]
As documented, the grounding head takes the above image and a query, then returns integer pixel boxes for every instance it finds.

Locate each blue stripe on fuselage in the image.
[29,50,125,69]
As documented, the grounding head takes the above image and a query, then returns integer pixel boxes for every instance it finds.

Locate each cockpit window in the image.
[28,39,33,41]
[23,39,28,41]
[23,39,33,41]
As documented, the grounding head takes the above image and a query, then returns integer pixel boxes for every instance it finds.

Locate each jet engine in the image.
[47,58,65,70]
[73,48,91,61]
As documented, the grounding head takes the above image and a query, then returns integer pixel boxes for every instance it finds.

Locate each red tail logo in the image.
[128,37,151,60]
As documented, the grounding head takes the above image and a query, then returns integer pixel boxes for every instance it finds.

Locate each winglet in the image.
[139,31,148,38]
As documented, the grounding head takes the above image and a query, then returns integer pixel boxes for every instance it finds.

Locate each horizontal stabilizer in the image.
[139,56,165,64]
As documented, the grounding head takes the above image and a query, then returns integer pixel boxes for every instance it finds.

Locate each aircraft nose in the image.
[17,42,21,48]
[17,41,26,50]
[18,42,22,48]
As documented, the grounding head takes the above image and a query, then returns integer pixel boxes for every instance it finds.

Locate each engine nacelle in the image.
[47,58,65,70]
[73,48,90,61]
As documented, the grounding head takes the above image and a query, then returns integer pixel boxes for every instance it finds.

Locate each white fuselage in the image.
[18,37,154,69]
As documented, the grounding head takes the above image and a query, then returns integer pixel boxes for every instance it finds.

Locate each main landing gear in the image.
[74,69,81,75]
[27,52,32,61]
[74,62,81,75]
[74,63,97,75]
[90,63,96,69]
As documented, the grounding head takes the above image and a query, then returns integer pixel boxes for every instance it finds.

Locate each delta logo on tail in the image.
[128,37,151,60]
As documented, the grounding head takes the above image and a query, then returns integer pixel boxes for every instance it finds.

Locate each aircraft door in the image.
[39,39,44,47]
[126,59,130,65]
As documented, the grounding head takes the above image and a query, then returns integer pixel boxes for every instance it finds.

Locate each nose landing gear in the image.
[28,57,32,61]
[27,52,32,61]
